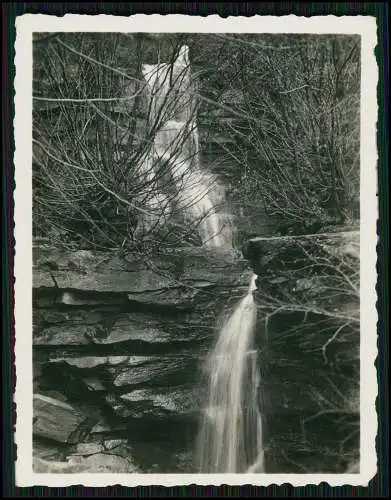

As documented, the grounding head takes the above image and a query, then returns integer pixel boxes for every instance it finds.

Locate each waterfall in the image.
[142,47,232,249]
[153,120,230,248]
[142,45,263,472]
[197,274,264,473]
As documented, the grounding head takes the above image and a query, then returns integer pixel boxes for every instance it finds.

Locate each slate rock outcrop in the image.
[243,230,360,473]
[33,243,249,473]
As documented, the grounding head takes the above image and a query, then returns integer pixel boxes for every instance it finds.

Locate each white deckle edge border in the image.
[14,13,379,487]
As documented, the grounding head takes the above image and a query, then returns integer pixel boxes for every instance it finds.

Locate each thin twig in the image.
[33,94,143,103]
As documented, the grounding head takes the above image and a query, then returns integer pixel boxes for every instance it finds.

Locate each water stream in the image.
[142,47,232,248]
[196,274,264,473]
[142,45,264,473]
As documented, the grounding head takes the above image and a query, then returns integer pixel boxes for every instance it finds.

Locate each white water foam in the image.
[197,274,264,473]
[142,47,232,248]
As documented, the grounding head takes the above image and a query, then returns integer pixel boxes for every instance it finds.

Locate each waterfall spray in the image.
[197,274,265,473]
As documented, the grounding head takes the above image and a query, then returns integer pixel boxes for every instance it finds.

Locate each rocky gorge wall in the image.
[32,229,360,474]
[32,242,250,473]
[243,230,360,473]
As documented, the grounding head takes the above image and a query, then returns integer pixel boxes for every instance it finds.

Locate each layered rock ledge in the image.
[243,230,360,473]
[33,243,250,473]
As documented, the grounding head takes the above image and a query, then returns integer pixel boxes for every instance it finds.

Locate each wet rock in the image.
[32,243,249,472]
[33,394,96,444]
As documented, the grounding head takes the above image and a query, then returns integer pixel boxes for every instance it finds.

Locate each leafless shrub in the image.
[256,234,360,471]
[190,34,360,234]
[33,33,228,252]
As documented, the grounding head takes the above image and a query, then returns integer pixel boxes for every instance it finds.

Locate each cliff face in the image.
[33,243,250,473]
[32,231,360,474]
[243,230,360,473]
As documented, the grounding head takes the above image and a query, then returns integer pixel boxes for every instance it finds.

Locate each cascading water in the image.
[142,45,264,472]
[157,124,230,248]
[197,274,264,473]
[142,47,232,248]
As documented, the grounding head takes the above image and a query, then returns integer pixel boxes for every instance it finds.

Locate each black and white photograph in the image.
[14,14,378,486]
